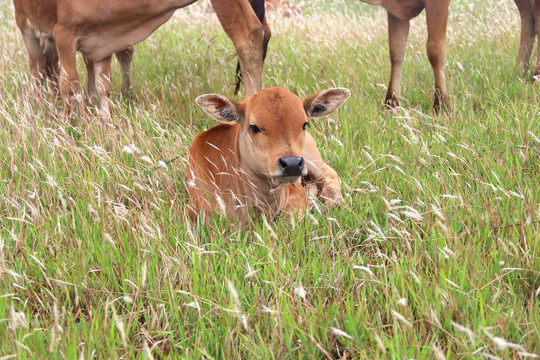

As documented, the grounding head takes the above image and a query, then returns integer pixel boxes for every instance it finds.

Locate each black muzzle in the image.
[277,156,304,177]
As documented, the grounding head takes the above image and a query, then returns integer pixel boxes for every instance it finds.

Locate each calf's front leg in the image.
[283,180,308,217]
[303,132,343,207]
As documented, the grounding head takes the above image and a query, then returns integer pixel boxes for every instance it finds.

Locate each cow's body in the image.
[187,87,350,222]
[13,0,135,98]
[360,0,450,113]
[14,0,269,122]
[515,0,540,76]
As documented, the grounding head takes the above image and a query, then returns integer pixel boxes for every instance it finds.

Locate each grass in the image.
[0,0,538,358]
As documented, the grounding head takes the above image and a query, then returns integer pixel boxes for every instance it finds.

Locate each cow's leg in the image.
[425,0,450,113]
[42,37,59,90]
[515,0,536,73]
[303,132,343,207]
[385,12,410,109]
[14,7,44,83]
[212,0,265,96]
[533,0,540,76]
[16,29,46,108]
[262,10,272,60]
[54,26,80,119]
[84,55,96,103]
[115,47,135,95]
[233,1,270,95]
[20,27,48,84]
[94,56,113,123]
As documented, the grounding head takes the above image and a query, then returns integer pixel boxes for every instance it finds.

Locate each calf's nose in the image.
[278,156,304,177]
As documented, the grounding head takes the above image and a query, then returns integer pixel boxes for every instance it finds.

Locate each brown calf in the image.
[360,0,450,113]
[515,0,540,76]
[187,87,350,222]
[13,0,269,122]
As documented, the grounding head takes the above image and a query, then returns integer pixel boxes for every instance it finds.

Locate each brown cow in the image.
[187,87,350,222]
[12,2,134,101]
[515,0,540,76]
[13,0,270,122]
[360,0,450,113]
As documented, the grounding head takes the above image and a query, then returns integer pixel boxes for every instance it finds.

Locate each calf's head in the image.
[196,87,350,185]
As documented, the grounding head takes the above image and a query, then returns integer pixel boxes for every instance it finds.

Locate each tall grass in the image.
[0,0,538,358]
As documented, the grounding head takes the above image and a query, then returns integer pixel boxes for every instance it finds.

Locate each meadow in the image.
[0,0,538,358]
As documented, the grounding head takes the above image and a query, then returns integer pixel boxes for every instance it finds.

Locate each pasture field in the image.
[0,0,539,358]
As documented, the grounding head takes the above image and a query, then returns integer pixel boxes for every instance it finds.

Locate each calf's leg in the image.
[283,181,308,217]
[303,133,343,207]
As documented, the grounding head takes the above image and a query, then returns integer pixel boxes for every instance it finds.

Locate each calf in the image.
[13,0,269,122]
[515,0,540,76]
[360,0,450,113]
[187,87,351,222]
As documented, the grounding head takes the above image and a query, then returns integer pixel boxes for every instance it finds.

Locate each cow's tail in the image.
[234,0,268,95]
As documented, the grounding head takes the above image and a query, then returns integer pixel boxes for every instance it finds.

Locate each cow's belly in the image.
[362,0,425,20]
[70,0,197,61]
[77,9,177,61]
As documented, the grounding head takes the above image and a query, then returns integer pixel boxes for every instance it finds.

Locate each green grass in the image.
[0,0,538,358]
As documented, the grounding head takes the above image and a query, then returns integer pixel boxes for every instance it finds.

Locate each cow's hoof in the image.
[384,92,400,110]
[433,92,449,115]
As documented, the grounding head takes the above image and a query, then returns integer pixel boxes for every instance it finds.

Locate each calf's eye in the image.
[302,122,310,130]
[249,124,262,134]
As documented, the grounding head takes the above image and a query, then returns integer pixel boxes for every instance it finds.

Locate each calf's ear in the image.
[303,88,351,118]
[195,94,243,123]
